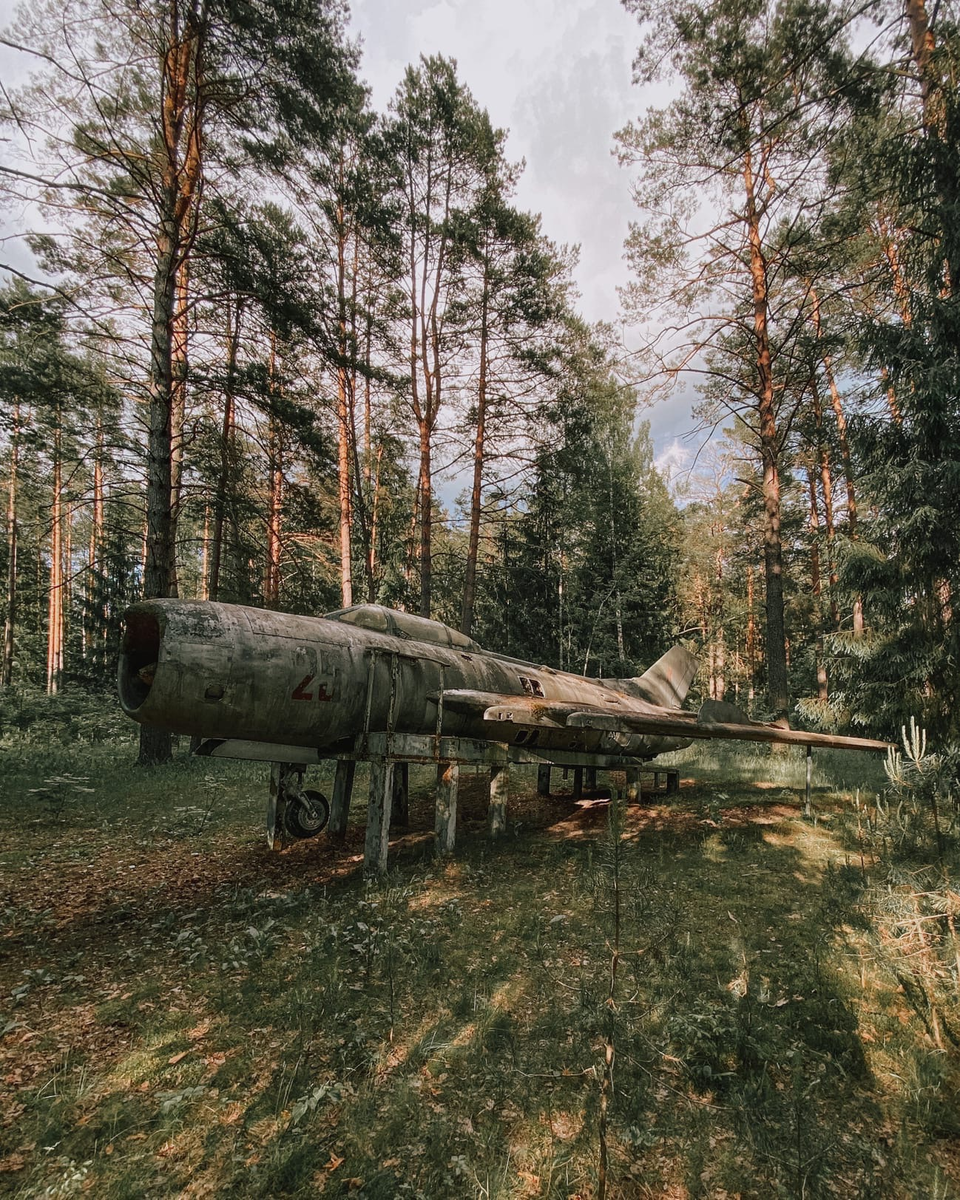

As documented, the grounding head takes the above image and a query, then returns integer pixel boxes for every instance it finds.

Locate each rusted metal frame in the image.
[361,648,378,758]
[386,651,400,757]
[434,664,445,761]
[343,732,650,770]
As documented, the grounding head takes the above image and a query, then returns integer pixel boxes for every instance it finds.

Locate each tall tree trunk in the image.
[167,257,190,598]
[46,427,63,696]
[209,302,239,602]
[712,529,725,701]
[139,0,205,765]
[2,404,19,689]
[335,203,354,607]
[905,0,939,121]
[199,504,209,600]
[88,419,105,672]
[336,373,353,607]
[810,290,864,632]
[366,443,383,603]
[746,564,756,703]
[807,466,829,701]
[745,146,789,724]
[417,421,432,617]
[461,270,489,636]
[263,333,283,607]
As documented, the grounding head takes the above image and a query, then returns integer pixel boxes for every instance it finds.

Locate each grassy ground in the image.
[1,726,959,1198]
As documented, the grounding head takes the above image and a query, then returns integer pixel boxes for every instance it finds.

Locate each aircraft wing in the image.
[442,690,892,753]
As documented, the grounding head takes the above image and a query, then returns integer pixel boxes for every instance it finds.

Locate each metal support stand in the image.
[435,762,459,854]
[489,760,509,837]
[537,764,551,796]
[328,759,355,840]
[573,766,584,800]
[584,767,597,793]
[364,759,394,875]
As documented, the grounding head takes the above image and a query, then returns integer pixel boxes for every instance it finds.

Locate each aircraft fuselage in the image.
[118,600,690,760]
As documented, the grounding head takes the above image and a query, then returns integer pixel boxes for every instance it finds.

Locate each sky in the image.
[0,0,696,468]
[346,0,695,468]
[348,0,640,326]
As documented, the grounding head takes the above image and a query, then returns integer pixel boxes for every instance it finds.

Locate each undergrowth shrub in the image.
[0,685,129,745]
[853,719,960,1068]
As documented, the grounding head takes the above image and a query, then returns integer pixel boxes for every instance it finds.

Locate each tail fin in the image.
[614,645,698,709]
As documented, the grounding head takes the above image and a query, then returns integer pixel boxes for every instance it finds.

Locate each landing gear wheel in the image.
[283,789,330,839]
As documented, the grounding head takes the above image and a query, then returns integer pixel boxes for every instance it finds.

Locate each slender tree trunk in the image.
[461,271,489,636]
[366,443,383,602]
[199,503,209,600]
[746,564,756,704]
[712,530,725,701]
[745,146,789,724]
[46,428,63,696]
[88,419,105,671]
[263,333,283,607]
[2,405,19,689]
[807,466,829,701]
[810,290,864,632]
[209,303,239,603]
[418,420,432,617]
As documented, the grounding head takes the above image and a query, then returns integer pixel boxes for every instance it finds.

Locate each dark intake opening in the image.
[118,610,161,712]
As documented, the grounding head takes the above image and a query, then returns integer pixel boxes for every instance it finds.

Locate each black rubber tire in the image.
[284,789,330,839]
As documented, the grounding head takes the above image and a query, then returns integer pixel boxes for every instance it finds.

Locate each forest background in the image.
[0,0,957,760]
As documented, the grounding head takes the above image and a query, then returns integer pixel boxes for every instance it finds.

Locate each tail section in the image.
[614,645,698,709]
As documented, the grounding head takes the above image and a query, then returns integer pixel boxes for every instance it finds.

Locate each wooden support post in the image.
[625,766,641,803]
[584,767,597,793]
[573,767,584,800]
[537,764,551,796]
[489,761,509,838]
[666,769,680,796]
[328,759,355,841]
[805,747,813,818]
[364,758,394,875]
[391,761,409,828]
[435,762,459,854]
[267,763,287,852]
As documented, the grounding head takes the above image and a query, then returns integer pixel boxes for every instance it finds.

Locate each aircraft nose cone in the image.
[118,603,165,715]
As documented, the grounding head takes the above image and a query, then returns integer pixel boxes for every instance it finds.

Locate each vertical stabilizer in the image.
[613,646,698,709]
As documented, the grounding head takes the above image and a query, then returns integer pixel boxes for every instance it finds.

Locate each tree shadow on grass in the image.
[3,776,954,1198]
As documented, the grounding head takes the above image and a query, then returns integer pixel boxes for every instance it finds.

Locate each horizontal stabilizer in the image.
[695,701,893,752]
[614,646,698,708]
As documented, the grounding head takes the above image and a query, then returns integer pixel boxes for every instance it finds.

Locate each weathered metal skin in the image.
[118,600,693,758]
[119,600,893,760]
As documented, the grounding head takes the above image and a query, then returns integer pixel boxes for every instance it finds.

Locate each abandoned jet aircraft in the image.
[118,600,891,867]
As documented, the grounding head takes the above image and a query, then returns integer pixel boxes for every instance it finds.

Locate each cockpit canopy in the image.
[324,604,481,652]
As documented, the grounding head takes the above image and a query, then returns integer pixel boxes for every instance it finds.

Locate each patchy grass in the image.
[1,723,958,1198]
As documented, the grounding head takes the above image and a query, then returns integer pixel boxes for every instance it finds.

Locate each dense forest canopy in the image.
[0,0,957,752]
